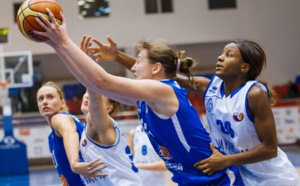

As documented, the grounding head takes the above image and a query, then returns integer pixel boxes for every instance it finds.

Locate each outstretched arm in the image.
[88,35,136,70]
[85,89,117,145]
[176,74,210,97]
[194,86,278,176]
[34,9,178,113]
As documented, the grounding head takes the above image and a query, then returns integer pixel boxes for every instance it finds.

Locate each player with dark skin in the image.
[83,36,299,185]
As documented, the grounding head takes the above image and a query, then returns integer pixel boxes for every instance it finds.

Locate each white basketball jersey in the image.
[79,118,143,186]
[204,75,300,185]
[133,125,167,186]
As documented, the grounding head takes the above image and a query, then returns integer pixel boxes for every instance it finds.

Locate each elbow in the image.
[70,162,76,173]
[268,145,278,159]
[271,147,278,158]
[91,76,109,91]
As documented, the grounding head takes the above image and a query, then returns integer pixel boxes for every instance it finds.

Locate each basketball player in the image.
[89,37,300,185]
[34,10,244,185]
[73,33,142,186]
[190,40,300,185]
[128,125,168,186]
[74,90,143,186]
[36,82,106,186]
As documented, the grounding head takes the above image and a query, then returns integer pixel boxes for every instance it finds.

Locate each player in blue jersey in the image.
[33,9,244,185]
[90,36,300,185]
[37,82,107,185]
[177,40,300,185]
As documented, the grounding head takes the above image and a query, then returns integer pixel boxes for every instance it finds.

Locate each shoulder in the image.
[247,85,269,112]
[51,113,75,130]
[248,84,268,99]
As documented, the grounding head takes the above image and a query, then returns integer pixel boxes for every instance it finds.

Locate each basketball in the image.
[16,0,63,42]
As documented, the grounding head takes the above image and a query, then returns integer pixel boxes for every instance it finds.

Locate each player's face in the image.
[37,86,65,117]
[81,92,112,115]
[215,43,245,79]
[81,92,89,116]
[131,49,155,80]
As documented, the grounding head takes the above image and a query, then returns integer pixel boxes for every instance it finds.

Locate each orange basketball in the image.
[16,0,63,42]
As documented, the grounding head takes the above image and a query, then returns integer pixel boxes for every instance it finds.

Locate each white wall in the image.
[1,0,300,86]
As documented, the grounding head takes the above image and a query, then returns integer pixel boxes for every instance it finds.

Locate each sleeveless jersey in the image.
[48,112,85,186]
[204,75,300,185]
[133,125,167,186]
[79,118,143,186]
[137,79,244,186]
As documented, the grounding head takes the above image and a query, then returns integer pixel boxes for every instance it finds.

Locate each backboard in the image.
[0,51,33,88]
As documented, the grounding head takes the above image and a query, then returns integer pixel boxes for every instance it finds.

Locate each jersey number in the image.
[216,119,234,138]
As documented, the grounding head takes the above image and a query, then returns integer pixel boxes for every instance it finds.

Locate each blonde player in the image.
[37,82,105,186]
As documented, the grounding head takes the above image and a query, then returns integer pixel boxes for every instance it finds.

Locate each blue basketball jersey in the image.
[48,112,85,186]
[137,79,244,186]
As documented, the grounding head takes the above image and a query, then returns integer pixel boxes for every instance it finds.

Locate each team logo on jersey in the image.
[160,146,171,158]
[60,174,68,186]
[208,86,218,94]
[3,136,16,145]
[82,139,87,147]
[233,112,244,122]
[206,98,214,115]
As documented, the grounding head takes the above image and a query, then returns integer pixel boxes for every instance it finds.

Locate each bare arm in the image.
[128,129,135,157]
[86,89,117,145]
[194,86,277,176]
[114,50,136,70]
[135,159,168,171]
[176,74,210,97]
[51,114,108,182]
[88,35,136,71]
[51,114,80,168]
[34,9,178,117]
[128,129,167,171]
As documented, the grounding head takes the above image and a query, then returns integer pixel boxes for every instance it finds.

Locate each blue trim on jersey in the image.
[245,84,255,122]
[245,82,270,122]
[220,81,248,99]
[48,112,85,186]
[137,79,244,186]
[203,75,216,103]
[230,83,247,98]
[84,124,121,149]
[220,82,225,97]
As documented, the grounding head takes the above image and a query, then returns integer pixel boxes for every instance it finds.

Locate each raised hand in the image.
[90,35,118,62]
[72,159,108,183]
[34,8,69,46]
[193,142,226,176]
[80,35,94,58]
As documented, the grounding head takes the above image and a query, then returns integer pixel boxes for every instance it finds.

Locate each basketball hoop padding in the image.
[0,116,29,175]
